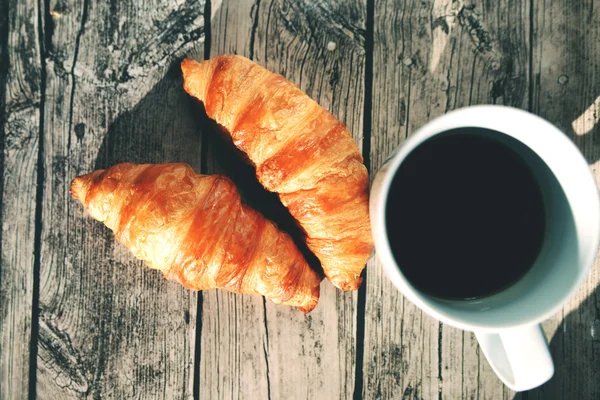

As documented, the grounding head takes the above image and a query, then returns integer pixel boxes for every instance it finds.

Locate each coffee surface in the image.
[386,128,546,300]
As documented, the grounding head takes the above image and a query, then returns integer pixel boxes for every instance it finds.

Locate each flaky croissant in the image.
[182,55,374,291]
[71,163,320,312]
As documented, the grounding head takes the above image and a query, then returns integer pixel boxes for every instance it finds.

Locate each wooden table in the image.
[2,0,599,398]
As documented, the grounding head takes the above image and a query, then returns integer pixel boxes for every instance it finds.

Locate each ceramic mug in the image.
[370,105,600,391]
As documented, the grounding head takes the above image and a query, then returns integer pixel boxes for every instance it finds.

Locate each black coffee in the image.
[386,128,546,300]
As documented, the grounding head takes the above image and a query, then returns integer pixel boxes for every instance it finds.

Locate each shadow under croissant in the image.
[94,59,324,279]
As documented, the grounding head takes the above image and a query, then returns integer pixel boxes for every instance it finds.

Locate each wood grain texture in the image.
[196,0,366,399]
[3,0,598,398]
[524,0,600,398]
[36,0,205,398]
[364,0,530,398]
[0,0,42,398]
[197,3,270,399]
[255,1,365,398]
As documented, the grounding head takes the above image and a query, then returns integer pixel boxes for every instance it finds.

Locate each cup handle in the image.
[475,324,554,391]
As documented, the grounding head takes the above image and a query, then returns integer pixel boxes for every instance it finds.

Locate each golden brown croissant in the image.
[70,163,320,312]
[182,55,373,291]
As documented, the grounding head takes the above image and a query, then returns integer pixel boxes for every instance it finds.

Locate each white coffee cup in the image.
[370,105,600,391]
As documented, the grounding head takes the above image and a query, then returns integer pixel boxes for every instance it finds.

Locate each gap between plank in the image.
[193,292,204,400]
[353,0,374,398]
[527,0,534,112]
[438,322,443,400]
[0,8,9,397]
[198,0,212,176]
[193,1,212,399]
[0,0,9,287]
[28,0,50,398]
[262,298,272,400]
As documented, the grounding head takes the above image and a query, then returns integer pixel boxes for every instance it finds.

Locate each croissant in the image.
[70,163,320,312]
[182,55,374,291]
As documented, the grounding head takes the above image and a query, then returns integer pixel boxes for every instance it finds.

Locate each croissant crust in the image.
[71,163,321,312]
[182,55,374,290]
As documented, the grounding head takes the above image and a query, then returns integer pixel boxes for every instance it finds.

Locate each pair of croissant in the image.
[71,55,373,312]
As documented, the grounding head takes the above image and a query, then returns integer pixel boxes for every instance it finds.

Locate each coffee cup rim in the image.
[370,105,600,332]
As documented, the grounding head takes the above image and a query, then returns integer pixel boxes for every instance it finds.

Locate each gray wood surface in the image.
[524,0,600,398]
[197,3,271,400]
[199,1,365,399]
[0,0,42,398]
[254,2,365,397]
[34,0,205,398]
[1,0,599,398]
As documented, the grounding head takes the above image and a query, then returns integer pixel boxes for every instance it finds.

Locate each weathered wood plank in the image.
[197,3,270,399]
[524,0,600,398]
[198,0,365,399]
[256,1,365,399]
[365,0,529,398]
[2,0,594,398]
[36,0,206,398]
[0,0,42,398]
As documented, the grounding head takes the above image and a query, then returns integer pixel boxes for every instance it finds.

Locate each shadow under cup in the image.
[387,126,594,330]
